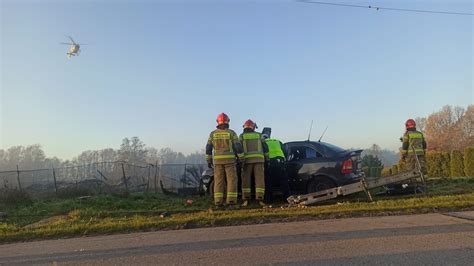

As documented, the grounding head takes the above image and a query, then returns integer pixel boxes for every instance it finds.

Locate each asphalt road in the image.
[1,212,474,265]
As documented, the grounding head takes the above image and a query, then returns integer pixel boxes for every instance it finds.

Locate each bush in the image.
[381,167,392,177]
[441,152,451,177]
[362,166,369,177]
[361,155,383,177]
[450,150,465,177]
[391,165,398,175]
[370,167,383,177]
[465,147,474,177]
[426,152,451,177]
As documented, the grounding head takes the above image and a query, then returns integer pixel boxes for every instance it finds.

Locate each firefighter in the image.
[206,113,244,208]
[399,119,427,174]
[240,119,269,207]
[263,134,290,204]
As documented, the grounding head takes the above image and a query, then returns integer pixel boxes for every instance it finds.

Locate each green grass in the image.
[1,193,213,227]
[1,177,474,243]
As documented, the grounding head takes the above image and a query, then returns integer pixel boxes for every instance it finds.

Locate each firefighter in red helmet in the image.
[399,119,427,174]
[206,113,244,208]
[239,119,269,207]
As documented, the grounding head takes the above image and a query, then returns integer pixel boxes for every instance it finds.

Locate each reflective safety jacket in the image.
[239,129,269,164]
[265,138,286,159]
[206,128,244,165]
[401,129,426,156]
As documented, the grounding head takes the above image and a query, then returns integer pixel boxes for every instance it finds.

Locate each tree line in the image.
[0,137,206,172]
[416,104,473,152]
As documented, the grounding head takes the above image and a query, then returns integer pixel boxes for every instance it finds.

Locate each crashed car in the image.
[285,141,363,193]
[200,140,364,196]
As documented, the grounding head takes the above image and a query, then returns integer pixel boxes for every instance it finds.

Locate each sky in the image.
[1,0,473,159]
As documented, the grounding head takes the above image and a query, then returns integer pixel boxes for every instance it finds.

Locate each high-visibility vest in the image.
[266,138,285,159]
[210,130,235,162]
[241,132,265,162]
[402,131,425,155]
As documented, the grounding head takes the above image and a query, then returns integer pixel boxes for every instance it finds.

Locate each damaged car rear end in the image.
[285,141,364,194]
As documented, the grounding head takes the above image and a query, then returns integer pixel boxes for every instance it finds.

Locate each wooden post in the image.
[16,165,22,191]
[52,167,58,194]
[360,176,373,202]
[154,161,158,194]
[121,163,128,193]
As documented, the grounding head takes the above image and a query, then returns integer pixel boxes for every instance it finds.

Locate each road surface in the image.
[1,212,474,265]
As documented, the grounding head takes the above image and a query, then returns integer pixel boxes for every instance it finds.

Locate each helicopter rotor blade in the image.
[60,42,74,45]
[67,36,76,44]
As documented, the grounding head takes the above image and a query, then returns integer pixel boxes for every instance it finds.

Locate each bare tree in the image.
[424,105,471,151]
[415,117,427,132]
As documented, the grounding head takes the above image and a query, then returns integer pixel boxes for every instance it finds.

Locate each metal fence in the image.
[0,161,206,199]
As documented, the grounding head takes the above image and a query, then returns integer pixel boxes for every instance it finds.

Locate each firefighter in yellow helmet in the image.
[240,119,269,207]
[206,113,244,208]
[399,119,427,174]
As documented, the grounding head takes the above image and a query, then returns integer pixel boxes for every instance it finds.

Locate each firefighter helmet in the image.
[405,119,416,129]
[216,113,230,125]
[243,119,257,130]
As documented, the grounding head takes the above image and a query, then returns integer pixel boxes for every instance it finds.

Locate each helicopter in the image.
[60,36,86,59]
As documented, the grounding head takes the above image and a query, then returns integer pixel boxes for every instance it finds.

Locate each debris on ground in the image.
[160,212,170,218]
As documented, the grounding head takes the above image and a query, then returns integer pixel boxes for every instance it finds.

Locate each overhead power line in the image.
[296,0,474,16]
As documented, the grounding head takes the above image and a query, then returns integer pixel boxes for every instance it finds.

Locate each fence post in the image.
[183,163,187,190]
[52,167,58,194]
[146,165,151,192]
[121,163,128,193]
[16,165,22,191]
[154,161,158,194]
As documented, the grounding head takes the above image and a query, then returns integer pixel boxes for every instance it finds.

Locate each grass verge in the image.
[1,177,474,243]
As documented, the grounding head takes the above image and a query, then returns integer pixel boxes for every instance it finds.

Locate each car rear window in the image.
[317,142,346,156]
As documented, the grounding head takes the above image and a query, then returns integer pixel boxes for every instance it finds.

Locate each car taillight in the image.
[341,159,353,174]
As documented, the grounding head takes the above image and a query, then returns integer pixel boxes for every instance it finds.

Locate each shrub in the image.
[381,167,392,177]
[465,147,474,177]
[362,167,369,177]
[450,150,465,177]
[391,165,398,175]
[441,152,451,177]
[361,155,383,177]
[426,152,442,177]
[370,167,382,177]
[426,151,451,177]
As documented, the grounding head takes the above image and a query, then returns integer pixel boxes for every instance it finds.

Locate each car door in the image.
[286,143,327,192]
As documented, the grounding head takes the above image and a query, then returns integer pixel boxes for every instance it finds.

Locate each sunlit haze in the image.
[1,0,472,159]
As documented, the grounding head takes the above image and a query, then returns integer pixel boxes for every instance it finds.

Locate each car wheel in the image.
[307,177,336,194]
[207,179,214,196]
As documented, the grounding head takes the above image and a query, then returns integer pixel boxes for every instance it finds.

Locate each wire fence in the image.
[0,161,206,200]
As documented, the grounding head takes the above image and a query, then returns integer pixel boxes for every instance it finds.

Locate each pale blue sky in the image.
[1,0,473,159]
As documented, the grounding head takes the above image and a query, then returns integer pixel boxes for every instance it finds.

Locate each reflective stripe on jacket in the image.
[402,131,425,155]
[240,132,266,163]
[206,128,244,165]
